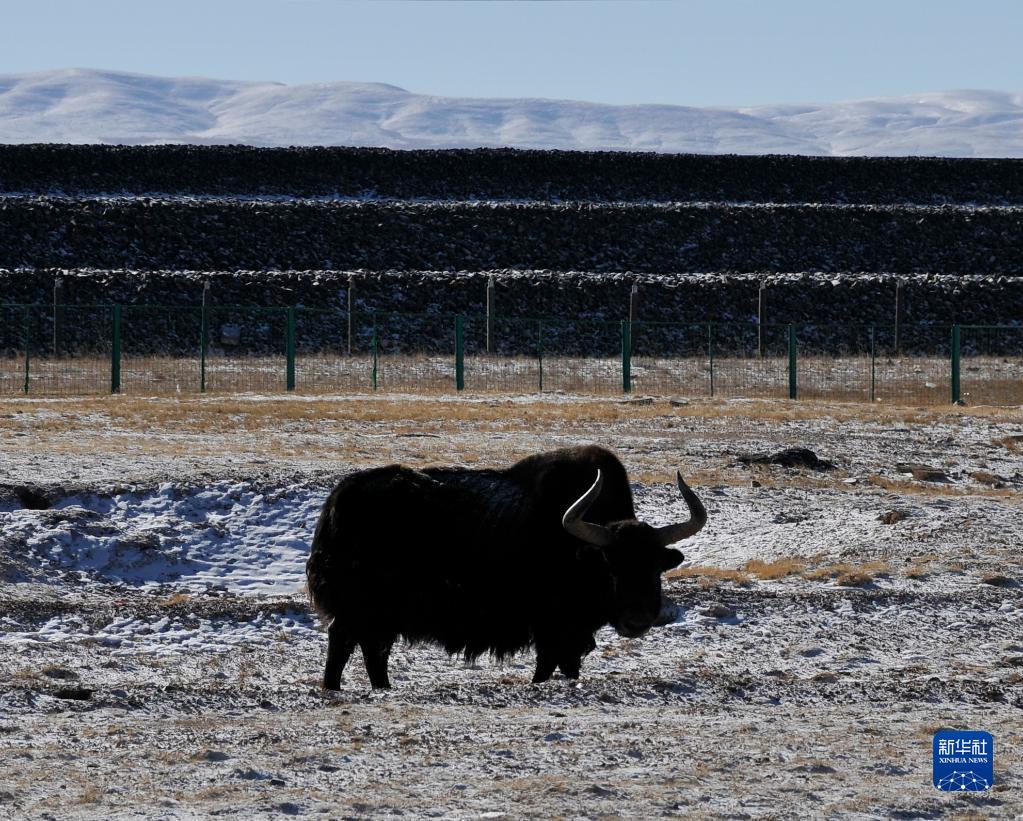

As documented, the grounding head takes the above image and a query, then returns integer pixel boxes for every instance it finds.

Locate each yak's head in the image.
[563,469,706,638]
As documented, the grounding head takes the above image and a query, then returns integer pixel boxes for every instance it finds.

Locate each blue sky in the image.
[2,0,1020,107]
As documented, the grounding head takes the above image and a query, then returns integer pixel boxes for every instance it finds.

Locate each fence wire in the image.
[630,322,710,398]
[961,325,1023,405]
[293,308,369,393]
[462,316,540,393]
[1,304,1020,406]
[0,306,26,395]
[370,312,458,393]
[872,324,952,406]
[198,307,288,394]
[533,318,622,395]
[121,305,202,394]
[15,305,113,396]
[459,316,624,395]
[706,323,791,400]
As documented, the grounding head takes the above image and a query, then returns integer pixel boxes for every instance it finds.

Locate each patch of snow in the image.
[1,481,321,592]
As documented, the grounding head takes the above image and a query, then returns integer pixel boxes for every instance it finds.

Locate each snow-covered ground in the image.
[0,394,1020,818]
[2,68,1023,156]
[0,481,319,594]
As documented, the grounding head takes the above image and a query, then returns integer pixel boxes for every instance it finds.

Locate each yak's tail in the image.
[306,487,345,621]
[306,464,425,623]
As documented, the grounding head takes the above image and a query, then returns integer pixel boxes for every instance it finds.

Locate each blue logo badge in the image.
[933,730,993,791]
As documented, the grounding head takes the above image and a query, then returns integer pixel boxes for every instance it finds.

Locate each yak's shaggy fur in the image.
[307,445,703,688]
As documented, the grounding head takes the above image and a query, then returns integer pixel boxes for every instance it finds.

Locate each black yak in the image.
[306,445,705,689]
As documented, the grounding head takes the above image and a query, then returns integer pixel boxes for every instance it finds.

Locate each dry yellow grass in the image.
[903,554,940,580]
[867,473,1017,500]
[72,785,104,805]
[2,393,1021,433]
[191,786,239,801]
[804,561,891,587]
[832,569,880,587]
[158,592,192,607]
[742,557,808,580]
[2,395,1021,502]
[675,558,900,587]
[666,566,752,586]
[996,434,1023,453]
[237,659,256,690]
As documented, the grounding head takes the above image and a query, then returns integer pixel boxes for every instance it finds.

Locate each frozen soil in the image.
[1,394,1021,819]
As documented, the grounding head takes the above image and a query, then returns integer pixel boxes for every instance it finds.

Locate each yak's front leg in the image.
[557,635,594,680]
[556,655,582,679]
[323,620,357,690]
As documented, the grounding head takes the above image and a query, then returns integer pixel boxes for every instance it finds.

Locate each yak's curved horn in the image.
[562,469,613,547]
[653,471,707,546]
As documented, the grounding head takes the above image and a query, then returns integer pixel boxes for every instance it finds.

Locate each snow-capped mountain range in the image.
[1,68,1022,157]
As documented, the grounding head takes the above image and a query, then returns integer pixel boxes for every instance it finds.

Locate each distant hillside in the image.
[1,68,1022,157]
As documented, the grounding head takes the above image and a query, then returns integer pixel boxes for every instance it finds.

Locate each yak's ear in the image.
[659,548,684,571]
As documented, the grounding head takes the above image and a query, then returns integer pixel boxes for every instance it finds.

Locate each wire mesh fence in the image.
[873,324,953,406]
[462,316,543,394]
[710,322,792,400]
[18,305,113,396]
[629,321,710,398]
[0,305,27,395]
[121,305,202,394]
[960,325,1023,406]
[201,307,289,394]
[523,317,622,396]
[373,312,460,394]
[293,307,368,393]
[1,304,1020,405]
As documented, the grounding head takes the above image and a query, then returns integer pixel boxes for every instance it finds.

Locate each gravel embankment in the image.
[3,198,1023,274]
[4,144,1023,204]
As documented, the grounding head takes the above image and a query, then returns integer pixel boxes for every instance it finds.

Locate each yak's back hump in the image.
[504,445,636,526]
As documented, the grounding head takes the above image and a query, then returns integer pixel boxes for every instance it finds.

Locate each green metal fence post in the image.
[286,307,296,391]
[537,319,544,393]
[371,313,378,391]
[708,322,715,398]
[787,324,797,400]
[200,282,210,393]
[951,324,961,404]
[621,320,632,393]
[23,306,31,395]
[455,314,465,391]
[111,305,122,394]
[200,304,208,393]
[869,325,876,403]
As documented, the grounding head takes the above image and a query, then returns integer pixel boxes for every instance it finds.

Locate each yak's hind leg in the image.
[360,637,394,689]
[323,620,357,690]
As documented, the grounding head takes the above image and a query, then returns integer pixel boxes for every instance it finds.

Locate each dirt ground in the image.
[1,393,1021,819]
